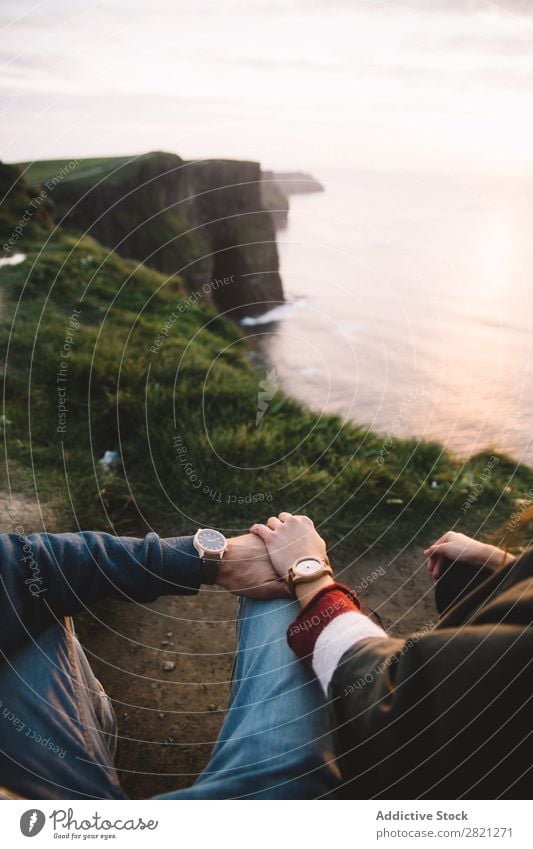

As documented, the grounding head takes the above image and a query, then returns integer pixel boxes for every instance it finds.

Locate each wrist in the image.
[295,575,334,607]
[215,538,235,588]
[193,528,228,585]
[482,543,512,569]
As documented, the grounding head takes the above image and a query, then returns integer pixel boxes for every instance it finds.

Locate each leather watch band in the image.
[201,555,220,585]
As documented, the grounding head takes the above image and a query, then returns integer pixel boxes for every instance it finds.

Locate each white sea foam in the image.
[295,367,321,377]
[240,300,303,326]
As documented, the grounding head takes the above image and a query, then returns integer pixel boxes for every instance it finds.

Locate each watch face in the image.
[197,528,226,553]
[295,559,322,576]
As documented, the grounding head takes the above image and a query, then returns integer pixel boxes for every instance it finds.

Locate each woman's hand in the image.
[424,531,512,580]
[250,512,327,581]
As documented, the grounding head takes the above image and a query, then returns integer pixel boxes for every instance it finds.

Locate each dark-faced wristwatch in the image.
[193,528,228,585]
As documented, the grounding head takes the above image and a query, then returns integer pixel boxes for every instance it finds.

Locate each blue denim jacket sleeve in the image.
[0,531,201,654]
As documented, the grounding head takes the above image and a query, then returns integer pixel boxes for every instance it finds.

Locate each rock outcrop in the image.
[263,170,324,195]
[19,152,284,319]
[260,176,289,229]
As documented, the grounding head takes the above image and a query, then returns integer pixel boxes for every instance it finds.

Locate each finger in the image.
[295,514,314,526]
[278,511,293,522]
[426,542,447,556]
[250,523,274,542]
[435,532,451,546]
[427,552,437,571]
[425,534,447,554]
[432,557,443,580]
[267,516,283,530]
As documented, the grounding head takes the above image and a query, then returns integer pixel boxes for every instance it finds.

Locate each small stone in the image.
[160,640,169,647]
[166,632,173,637]
[158,712,165,719]
[163,661,176,672]
[150,683,158,690]
[207,704,218,712]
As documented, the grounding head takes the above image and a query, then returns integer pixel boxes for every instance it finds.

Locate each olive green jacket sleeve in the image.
[329,551,533,799]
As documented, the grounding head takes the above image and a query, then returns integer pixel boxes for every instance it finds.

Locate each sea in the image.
[243,169,533,466]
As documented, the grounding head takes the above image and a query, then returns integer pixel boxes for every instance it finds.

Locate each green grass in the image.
[15,154,158,188]
[1,162,530,558]
[0,162,52,249]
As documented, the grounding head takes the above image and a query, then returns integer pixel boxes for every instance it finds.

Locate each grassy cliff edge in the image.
[1,159,531,797]
[1,160,530,556]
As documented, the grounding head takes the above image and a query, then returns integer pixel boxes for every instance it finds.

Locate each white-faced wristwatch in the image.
[288,556,333,595]
[193,528,228,585]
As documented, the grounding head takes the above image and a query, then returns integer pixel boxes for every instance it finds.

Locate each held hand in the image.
[216,533,291,600]
[424,530,512,580]
[249,512,327,581]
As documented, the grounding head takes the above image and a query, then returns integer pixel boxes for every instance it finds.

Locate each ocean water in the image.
[245,170,533,466]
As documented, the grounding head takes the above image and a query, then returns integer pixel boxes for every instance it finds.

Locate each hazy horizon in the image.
[2,0,533,176]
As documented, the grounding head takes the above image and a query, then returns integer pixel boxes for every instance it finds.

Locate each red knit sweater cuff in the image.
[287,583,360,665]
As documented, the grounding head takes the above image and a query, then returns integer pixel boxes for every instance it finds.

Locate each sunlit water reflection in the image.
[244,172,532,465]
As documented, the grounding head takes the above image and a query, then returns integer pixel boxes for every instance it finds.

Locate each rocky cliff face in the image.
[260,176,289,229]
[25,152,284,319]
[185,158,284,316]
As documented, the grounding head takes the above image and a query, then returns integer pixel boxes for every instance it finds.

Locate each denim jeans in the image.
[0,618,125,800]
[0,598,340,800]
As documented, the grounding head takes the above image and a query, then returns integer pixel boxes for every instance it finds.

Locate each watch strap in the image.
[200,555,221,585]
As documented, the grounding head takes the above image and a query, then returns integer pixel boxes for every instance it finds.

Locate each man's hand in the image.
[249,512,327,580]
[424,530,513,580]
[216,533,291,599]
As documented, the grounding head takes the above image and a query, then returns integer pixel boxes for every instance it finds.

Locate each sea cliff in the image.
[17,151,284,319]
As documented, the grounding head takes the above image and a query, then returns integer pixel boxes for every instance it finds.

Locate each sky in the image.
[1,0,533,174]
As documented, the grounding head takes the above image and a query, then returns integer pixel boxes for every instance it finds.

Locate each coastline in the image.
[1,158,531,799]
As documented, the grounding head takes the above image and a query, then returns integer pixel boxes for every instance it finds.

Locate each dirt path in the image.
[0,489,60,536]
